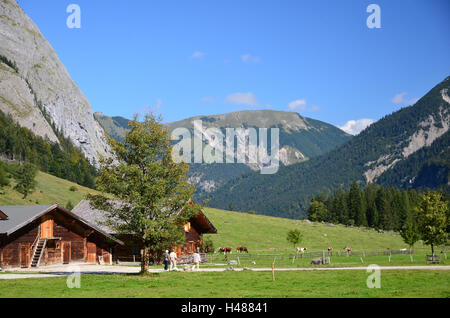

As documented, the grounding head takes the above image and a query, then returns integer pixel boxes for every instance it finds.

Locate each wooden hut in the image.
[0,205,123,269]
[72,200,217,262]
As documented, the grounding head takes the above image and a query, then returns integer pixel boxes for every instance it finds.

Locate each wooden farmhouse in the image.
[72,200,217,263]
[0,205,124,269]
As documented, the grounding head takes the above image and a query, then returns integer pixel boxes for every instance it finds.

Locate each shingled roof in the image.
[0,205,55,235]
[72,200,217,235]
[71,200,114,233]
[0,204,123,245]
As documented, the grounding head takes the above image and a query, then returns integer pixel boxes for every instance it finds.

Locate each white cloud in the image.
[339,118,374,135]
[287,100,321,112]
[391,92,419,105]
[241,53,261,63]
[225,92,259,106]
[201,96,214,103]
[191,51,205,59]
[288,99,307,111]
[135,99,162,116]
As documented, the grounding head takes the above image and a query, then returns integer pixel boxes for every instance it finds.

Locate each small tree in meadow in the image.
[400,214,420,252]
[415,192,448,256]
[14,163,37,199]
[287,229,303,249]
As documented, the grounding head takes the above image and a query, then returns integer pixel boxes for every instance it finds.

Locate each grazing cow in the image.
[218,247,232,254]
[237,246,249,253]
[296,247,307,258]
[328,247,333,256]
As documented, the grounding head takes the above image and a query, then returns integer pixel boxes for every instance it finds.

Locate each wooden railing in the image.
[29,226,41,268]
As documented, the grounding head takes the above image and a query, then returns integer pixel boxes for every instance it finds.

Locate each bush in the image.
[69,186,77,192]
[200,237,215,253]
[65,200,74,211]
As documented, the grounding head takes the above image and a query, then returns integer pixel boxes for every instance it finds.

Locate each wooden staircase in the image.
[30,239,47,268]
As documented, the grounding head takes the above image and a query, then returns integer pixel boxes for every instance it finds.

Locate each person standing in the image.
[169,250,178,271]
[192,251,201,270]
[163,250,169,271]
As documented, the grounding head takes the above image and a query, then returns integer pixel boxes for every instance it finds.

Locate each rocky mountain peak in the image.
[0,0,112,166]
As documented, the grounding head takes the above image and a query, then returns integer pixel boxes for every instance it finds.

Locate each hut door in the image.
[20,244,29,268]
[87,242,96,263]
[62,242,71,264]
[41,217,53,238]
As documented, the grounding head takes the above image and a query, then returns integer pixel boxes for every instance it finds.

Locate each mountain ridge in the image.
[95,109,353,192]
[203,76,450,218]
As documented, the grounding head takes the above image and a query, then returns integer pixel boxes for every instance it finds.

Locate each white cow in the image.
[296,247,308,257]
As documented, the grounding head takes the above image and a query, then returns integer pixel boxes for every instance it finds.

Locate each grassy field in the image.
[201,208,432,254]
[0,270,448,298]
[0,171,98,207]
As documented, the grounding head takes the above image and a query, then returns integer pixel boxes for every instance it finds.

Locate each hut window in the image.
[184,222,191,232]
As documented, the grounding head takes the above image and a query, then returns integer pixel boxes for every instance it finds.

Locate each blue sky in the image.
[18,0,450,134]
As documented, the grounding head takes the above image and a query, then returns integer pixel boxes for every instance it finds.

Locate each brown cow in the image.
[219,247,232,254]
[237,246,249,253]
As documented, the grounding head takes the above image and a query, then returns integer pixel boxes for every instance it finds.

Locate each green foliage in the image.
[0,109,97,188]
[200,237,215,253]
[0,55,19,73]
[400,214,420,249]
[307,200,328,222]
[303,183,423,233]
[247,210,256,215]
[88,114,196,273]
[415,191,449,255]
[0,163,10,188]
[69,186,77,192]
[13,163,37,199]
[65,200,74,211]
[286,229,303,248]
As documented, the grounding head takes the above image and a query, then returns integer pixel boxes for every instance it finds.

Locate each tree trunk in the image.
[141,246,150,274]
[431,244,434,257]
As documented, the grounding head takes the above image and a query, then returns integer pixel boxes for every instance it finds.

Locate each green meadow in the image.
[0,170,98,207]
[0,270,448,298]
[202,208,431,254]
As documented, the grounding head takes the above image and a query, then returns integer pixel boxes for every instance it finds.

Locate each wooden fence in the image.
[289,249,413,259]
